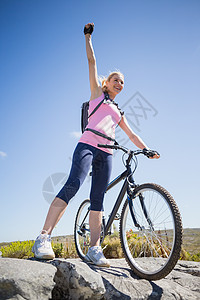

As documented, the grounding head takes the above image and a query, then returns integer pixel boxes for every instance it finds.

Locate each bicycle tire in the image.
[120,183,182,280]
[74,199,91,260]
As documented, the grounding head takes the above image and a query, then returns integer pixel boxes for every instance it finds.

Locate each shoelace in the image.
[92,247,105,260]
[38,234,51,248]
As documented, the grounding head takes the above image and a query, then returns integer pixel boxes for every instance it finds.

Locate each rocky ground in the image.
[0,257,200,299]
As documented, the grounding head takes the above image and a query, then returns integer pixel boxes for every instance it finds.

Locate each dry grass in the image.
[1,228,200,261]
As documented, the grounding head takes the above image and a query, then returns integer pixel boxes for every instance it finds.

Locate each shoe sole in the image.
[34,254,55,260]
[85,261,110,267]
[32,246,55,260]
[84,255,110,267]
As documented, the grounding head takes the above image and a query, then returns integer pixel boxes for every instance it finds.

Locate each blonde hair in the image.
[99,71,124,93]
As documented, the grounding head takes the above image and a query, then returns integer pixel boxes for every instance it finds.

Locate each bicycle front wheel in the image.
[120,183,182,280]
[74,199,91,260]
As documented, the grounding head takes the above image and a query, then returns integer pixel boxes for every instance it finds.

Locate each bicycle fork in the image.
[128,188,154,230]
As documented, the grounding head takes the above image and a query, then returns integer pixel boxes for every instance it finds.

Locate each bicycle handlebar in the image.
[97,144,159,158]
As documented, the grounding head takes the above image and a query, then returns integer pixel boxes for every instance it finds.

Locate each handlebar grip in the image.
[143,149,160,158]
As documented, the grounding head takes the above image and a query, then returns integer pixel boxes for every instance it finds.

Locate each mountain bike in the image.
[74,143,182,280]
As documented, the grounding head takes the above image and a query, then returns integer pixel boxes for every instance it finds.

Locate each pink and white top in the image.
[79,93,122,154]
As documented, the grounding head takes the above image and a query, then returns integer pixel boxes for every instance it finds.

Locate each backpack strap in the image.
[85,92,121,145]
[88,92,110,118]
[88,98,105,118]
[85,128,119,145]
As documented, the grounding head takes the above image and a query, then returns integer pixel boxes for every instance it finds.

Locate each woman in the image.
[32,23,160,267]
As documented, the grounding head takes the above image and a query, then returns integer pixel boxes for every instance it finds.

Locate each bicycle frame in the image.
[103,162,137,239]
[102,154,153,240]
[78,149,153,243]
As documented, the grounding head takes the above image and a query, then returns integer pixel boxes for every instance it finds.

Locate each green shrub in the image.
[102,235,123,258]
[0,239,78,259]
[62,240,78,258]
[1,236,199,262]
[0,241,34,259]
[180,248,191,261]
[52,242,65,258]
[190,252,200,262]
[52,241,78,258]
[179,248,200,262]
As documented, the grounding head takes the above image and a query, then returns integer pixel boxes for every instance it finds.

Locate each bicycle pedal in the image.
[77,230,84,236]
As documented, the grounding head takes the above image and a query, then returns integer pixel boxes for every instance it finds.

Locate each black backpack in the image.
[81,93,109,133]
[81,93,122,144]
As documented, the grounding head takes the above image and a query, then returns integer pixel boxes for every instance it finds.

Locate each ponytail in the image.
[98,75,108,93]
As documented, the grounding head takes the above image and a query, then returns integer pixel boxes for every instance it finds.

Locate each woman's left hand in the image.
[149,152,160,159]
[143,148,160,159]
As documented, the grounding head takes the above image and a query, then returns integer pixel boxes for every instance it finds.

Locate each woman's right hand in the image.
[84,23,94,35]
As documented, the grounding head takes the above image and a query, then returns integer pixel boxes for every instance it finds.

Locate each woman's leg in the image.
[42,197,68,235]
[89,210,102,247]
[89,151,112,247]
[33,143,93,259]
[42,143,93,235]
[84,151,112,266]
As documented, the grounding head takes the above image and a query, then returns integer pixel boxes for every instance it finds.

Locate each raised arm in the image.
[119,115,160,159]
[84,23,102,100]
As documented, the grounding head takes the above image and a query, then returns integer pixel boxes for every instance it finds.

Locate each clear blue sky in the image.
[0,0,200,242]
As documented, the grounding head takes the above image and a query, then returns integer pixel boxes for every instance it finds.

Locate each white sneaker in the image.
[84,246,110,267]
[32,233,55,260]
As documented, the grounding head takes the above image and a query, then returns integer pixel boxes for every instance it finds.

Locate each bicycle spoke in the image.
[120,184,182,280]
[74,200,91,259]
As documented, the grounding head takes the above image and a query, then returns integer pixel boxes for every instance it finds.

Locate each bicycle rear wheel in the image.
[74,199,91,260]
[120,183,182,280]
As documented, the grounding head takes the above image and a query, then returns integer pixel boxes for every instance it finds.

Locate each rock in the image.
[51,258,200,300]
[0,257,200,299]
[0,258,56,300]
[52,258,105,299]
